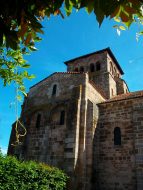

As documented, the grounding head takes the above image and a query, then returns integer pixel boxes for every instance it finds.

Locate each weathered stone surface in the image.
[8,48,143,190]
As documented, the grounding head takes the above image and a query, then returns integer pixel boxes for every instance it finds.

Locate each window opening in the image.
[36,114,41,128]
[74,68,78,72]
[60,110,65,125]
[114,127,121,145]
[110,61,113,74]
[114,67,116,75]
[90,64,95,72]
[52,84,57,96]
[111,88,114,96]
[80,67,84,72]
[96,62,101,71]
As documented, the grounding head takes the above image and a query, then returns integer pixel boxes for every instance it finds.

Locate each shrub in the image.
[0,153,68,190]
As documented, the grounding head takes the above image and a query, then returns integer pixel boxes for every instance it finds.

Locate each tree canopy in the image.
[0,0,143,96]
[0,152,68,190]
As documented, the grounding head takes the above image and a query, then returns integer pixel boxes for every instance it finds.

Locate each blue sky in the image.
[1,9,143,154]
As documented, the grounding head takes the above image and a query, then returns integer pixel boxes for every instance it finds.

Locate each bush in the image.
[0,153,68,190]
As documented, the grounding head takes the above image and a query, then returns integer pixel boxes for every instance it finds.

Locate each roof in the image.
[64,47,124,75]
[30,72,86,89]
[99,90,143,104]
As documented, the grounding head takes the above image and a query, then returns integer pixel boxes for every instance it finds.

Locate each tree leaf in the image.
[16,95,22,101]
[29,46,37,51]
[20,91,27,97]
[85,0,94,14]
[119,26,126,30]
[28,74,35,79]
[21,64,30,68]
[114,17,120,22]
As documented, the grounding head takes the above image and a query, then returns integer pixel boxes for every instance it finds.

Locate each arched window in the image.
[60,110,65,125]
[90,63,95,72]
[52,84,57,96]
[74,68,78,72]
[36,114,41,128]
[110,61,113,74]
[114,67,116,75]
[96,62,101,71]
[111,88,114,96]
[80,67,84,72]
[114,127,121,145]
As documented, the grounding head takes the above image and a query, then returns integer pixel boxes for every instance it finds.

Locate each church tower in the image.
[65,47,129,99]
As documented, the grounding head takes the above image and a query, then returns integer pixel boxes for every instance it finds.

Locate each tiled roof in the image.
[89,80,107,99]
[30,72,86,89]
[55,72,87,74]
[100,90,143,104]
[64,47,124,75]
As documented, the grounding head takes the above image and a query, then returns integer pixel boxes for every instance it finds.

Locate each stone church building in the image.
[8,48,143,190]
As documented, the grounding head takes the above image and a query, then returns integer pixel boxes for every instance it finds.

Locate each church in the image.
[8,48,143,190]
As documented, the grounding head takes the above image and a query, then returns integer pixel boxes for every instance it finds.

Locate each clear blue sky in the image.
[1,10,143,154]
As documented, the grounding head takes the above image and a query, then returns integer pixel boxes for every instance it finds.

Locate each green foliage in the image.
[0,154,68,190]
[0,46,35,97]
[0,0,143,95]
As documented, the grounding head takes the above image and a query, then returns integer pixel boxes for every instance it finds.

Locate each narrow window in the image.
[80,67,84,72]
[96,62,101,71]
[60,110,65,125]
[74,68,78,72]
[114,67,116,75]
[114,127,121,145]
[111,88,114,96]
[52,84,57,96]
[90,64,95,72]
[36,114,41,128]
[110,61,113,74]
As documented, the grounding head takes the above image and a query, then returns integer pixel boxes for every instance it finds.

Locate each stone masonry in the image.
[8,48,143,190]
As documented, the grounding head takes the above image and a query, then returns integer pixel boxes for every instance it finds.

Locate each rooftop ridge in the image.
[30,72,87,89]
[64,47,124,75]
[99,90,143,104]
[55,72,87,74]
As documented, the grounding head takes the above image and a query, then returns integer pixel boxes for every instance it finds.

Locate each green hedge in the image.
[0,153,68,190]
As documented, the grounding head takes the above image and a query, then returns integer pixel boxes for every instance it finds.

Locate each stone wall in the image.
[8,48,137,190]
[66,52,107,73]
[132,98,143,190]
[115,77,129,95]
[93,97,143,190]
[66,50,125,99]
[8,72,105,190]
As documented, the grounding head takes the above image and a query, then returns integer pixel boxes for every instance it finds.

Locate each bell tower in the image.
[65,48,129,99]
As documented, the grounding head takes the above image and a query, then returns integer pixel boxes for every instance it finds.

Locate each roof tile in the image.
[101,90,143,103]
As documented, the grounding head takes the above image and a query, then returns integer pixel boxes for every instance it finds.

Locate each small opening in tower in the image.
[52,84,57,96]
[90,63,95,72]
[60,110,65,125]
[74,68,78,72]
[114,67,116,75]
[80,67,84,72]
[111,88,114,96]
[110,61,113,74]
[36,114,41,128]
[114,127,121,145]
[96,62,101,71]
